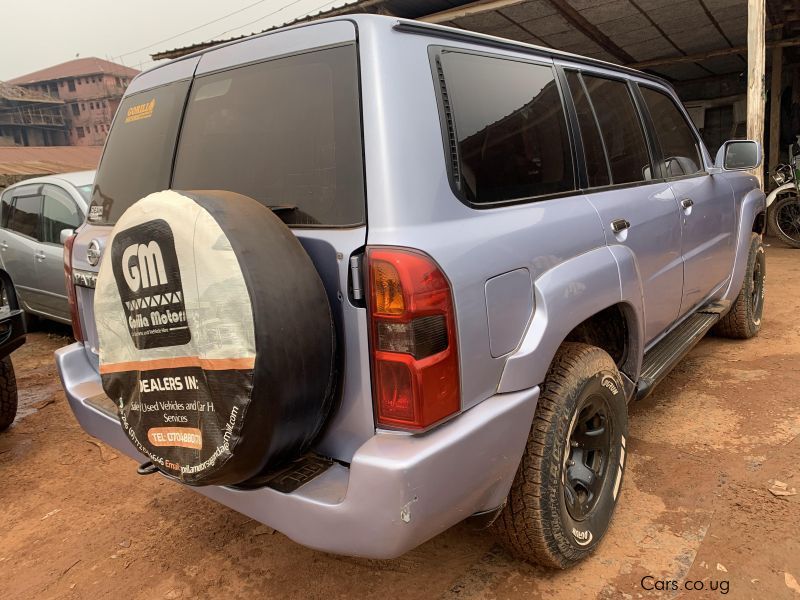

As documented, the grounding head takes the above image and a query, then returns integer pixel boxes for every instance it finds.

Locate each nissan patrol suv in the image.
[55,15,766,568]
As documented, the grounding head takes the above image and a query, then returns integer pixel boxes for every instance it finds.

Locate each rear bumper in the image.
[55,341,538,559]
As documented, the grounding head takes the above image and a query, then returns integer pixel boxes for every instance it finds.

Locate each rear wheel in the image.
[0,356,18,432]
[769,193,800,248]
[714,233,765,339]
[494,343,628,568]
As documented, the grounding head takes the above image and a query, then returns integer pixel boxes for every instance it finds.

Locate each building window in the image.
[115,77,121,86]
[67,79,76,92]
[71,104,80,117]
[89,102,94,110]
[76,127,85,138]
[81,103,86,110]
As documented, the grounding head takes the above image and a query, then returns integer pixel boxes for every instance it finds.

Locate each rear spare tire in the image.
[94,190,336,486]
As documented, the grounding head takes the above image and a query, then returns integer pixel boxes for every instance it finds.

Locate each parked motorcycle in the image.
[767,139,800,248]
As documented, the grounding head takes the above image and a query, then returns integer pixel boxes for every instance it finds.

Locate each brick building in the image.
[0,82,68,147]
[7,57,139,146]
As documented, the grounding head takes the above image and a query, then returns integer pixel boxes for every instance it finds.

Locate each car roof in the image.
[4,170,95,192]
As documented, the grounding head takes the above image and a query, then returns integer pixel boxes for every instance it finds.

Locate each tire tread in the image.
[0,356,18,431]
[494,343,620,568]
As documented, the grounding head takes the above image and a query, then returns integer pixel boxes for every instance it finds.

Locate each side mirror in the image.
[714,140,762,171]
[60,228,75,245]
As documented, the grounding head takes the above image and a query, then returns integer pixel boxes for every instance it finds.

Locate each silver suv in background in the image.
[0,170,93,323]
[56,16,765,568]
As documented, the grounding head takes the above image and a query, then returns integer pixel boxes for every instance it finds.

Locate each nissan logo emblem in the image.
[87,239,102,267]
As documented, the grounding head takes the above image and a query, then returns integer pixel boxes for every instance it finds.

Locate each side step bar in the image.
[635,309,721,401]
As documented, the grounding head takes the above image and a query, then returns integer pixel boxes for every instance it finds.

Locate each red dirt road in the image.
[1,244,799,599]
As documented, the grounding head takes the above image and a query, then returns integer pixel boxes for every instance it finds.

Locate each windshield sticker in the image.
[88,205,104,222]
[125,98,155,123]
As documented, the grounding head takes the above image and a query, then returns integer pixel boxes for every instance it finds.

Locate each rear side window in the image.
[7,195,41,238]
[172,44,365,227]
[565,71,610,188]
[439,51,574,204]
[580,75,652,185]
[640,86,704,177]
[89,80,191,224]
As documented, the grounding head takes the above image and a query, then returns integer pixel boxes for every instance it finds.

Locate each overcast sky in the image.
[0,0,347,81]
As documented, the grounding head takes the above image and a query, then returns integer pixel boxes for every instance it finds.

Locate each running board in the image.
[635,309,720,401]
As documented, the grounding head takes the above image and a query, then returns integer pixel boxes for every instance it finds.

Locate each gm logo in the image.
[122,241,168,291]
[111,218,189,349]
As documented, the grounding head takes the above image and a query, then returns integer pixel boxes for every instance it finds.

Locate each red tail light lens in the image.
[367,248,459,430]
[63,234,83,341]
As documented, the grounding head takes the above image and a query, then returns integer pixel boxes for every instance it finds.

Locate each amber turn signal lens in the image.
[370,259,405,315]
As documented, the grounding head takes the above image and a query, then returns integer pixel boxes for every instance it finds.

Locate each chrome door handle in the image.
[680,198,694,209]
[0,242,7,251]
[35,251,46,261]
[610,219,631,233]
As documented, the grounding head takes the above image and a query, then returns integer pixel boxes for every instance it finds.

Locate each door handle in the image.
[35,251,46,261]
[610,219,631,233]
[680,198,694,209]
[0,242,7,251]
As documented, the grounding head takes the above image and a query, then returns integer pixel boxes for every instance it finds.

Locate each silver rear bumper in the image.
[55,341,538,559]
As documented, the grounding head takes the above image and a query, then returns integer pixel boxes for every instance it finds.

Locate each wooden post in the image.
[768,44,783,183]
[747,0,766,185]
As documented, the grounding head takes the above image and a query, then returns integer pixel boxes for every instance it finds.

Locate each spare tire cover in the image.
[95,190,336,486]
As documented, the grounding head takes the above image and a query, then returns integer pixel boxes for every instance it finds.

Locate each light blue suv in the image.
[55,16,765,568]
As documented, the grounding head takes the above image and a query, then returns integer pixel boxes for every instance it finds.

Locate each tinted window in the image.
[42,185,82,244]
[640,86,704,177]
[88,80,191,224]
[566,71,610,187]
[581,76,652,185]
[440,52,574,204]
[7,195,41,238]
[172,45,365,226]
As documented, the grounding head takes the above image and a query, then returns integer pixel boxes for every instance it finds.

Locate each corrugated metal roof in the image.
[0,146,102,176]
[151,0,796,83]
[8,57,139,86]
[151,0,473,60]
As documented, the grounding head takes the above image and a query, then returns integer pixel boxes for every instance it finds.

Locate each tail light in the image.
[367,247,459,430]
[63,233,84,341]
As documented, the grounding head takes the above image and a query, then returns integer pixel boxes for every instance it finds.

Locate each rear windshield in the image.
[89,44,365,227]
[89,80,190,224]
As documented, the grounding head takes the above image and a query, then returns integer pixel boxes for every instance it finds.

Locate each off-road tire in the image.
[0,356,18,431]
[714,234,765,339]
[494,343,628,568]
[768,193,800,248]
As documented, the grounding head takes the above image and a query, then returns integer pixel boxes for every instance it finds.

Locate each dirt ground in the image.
[1,243,799,600]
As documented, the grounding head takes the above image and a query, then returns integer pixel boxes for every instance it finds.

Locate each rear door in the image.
[563,69,684,344]
[637,85,735,315]
[77,21,371,462]
[35,184,83,321]
[1,186,43,313]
